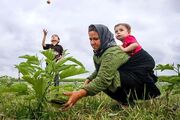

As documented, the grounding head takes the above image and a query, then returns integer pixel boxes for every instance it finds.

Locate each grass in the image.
[0,78,180,120]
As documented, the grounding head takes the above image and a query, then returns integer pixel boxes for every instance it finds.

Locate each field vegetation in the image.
[0,50,179,120]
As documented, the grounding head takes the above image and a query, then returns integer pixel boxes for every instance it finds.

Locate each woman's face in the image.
[88,31,101,50]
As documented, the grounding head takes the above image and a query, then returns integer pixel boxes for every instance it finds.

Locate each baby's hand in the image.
[119,45,124,50]
[43,29,48,36]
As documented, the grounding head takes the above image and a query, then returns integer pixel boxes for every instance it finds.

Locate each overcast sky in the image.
[0,0,180,77]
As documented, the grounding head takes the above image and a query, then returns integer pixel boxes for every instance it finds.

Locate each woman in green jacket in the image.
[62,24,160,110]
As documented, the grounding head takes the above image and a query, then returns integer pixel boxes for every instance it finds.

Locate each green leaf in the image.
[10,83,28,95]
[55,56,85,70]
[158,76,180,84]
[55,64,77,72]
[15,64,29,75]
[60,66,88,79]
[33,77,48,100]
[15,62,41,76]
[34,70,44,79]
[55,57,71,67]
[19,55,40,65]
[65,57,85,69]
[61,49,69,57]
[61,78,85,82]
[45,62,53,74]
[22,75,35,85]
[155,64,174,71]
[41,49,55,61]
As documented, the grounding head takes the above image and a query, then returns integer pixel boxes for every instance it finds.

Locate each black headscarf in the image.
[88,24,117,56]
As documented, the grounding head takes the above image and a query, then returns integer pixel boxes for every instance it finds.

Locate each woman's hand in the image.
[61,89,87,111]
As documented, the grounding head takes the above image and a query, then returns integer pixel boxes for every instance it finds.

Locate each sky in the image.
[0,0,180,78]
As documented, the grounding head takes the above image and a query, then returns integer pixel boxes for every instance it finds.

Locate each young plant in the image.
[15,49,87,114]
[155,64,180,105]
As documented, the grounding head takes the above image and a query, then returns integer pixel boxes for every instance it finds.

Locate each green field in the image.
[0,75,179,120]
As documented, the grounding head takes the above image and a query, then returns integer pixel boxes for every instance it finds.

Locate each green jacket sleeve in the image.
[86,70,97,81]
[83,47,129,96]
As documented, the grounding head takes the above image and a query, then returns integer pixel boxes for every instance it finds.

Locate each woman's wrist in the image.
[78,89,87,98]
